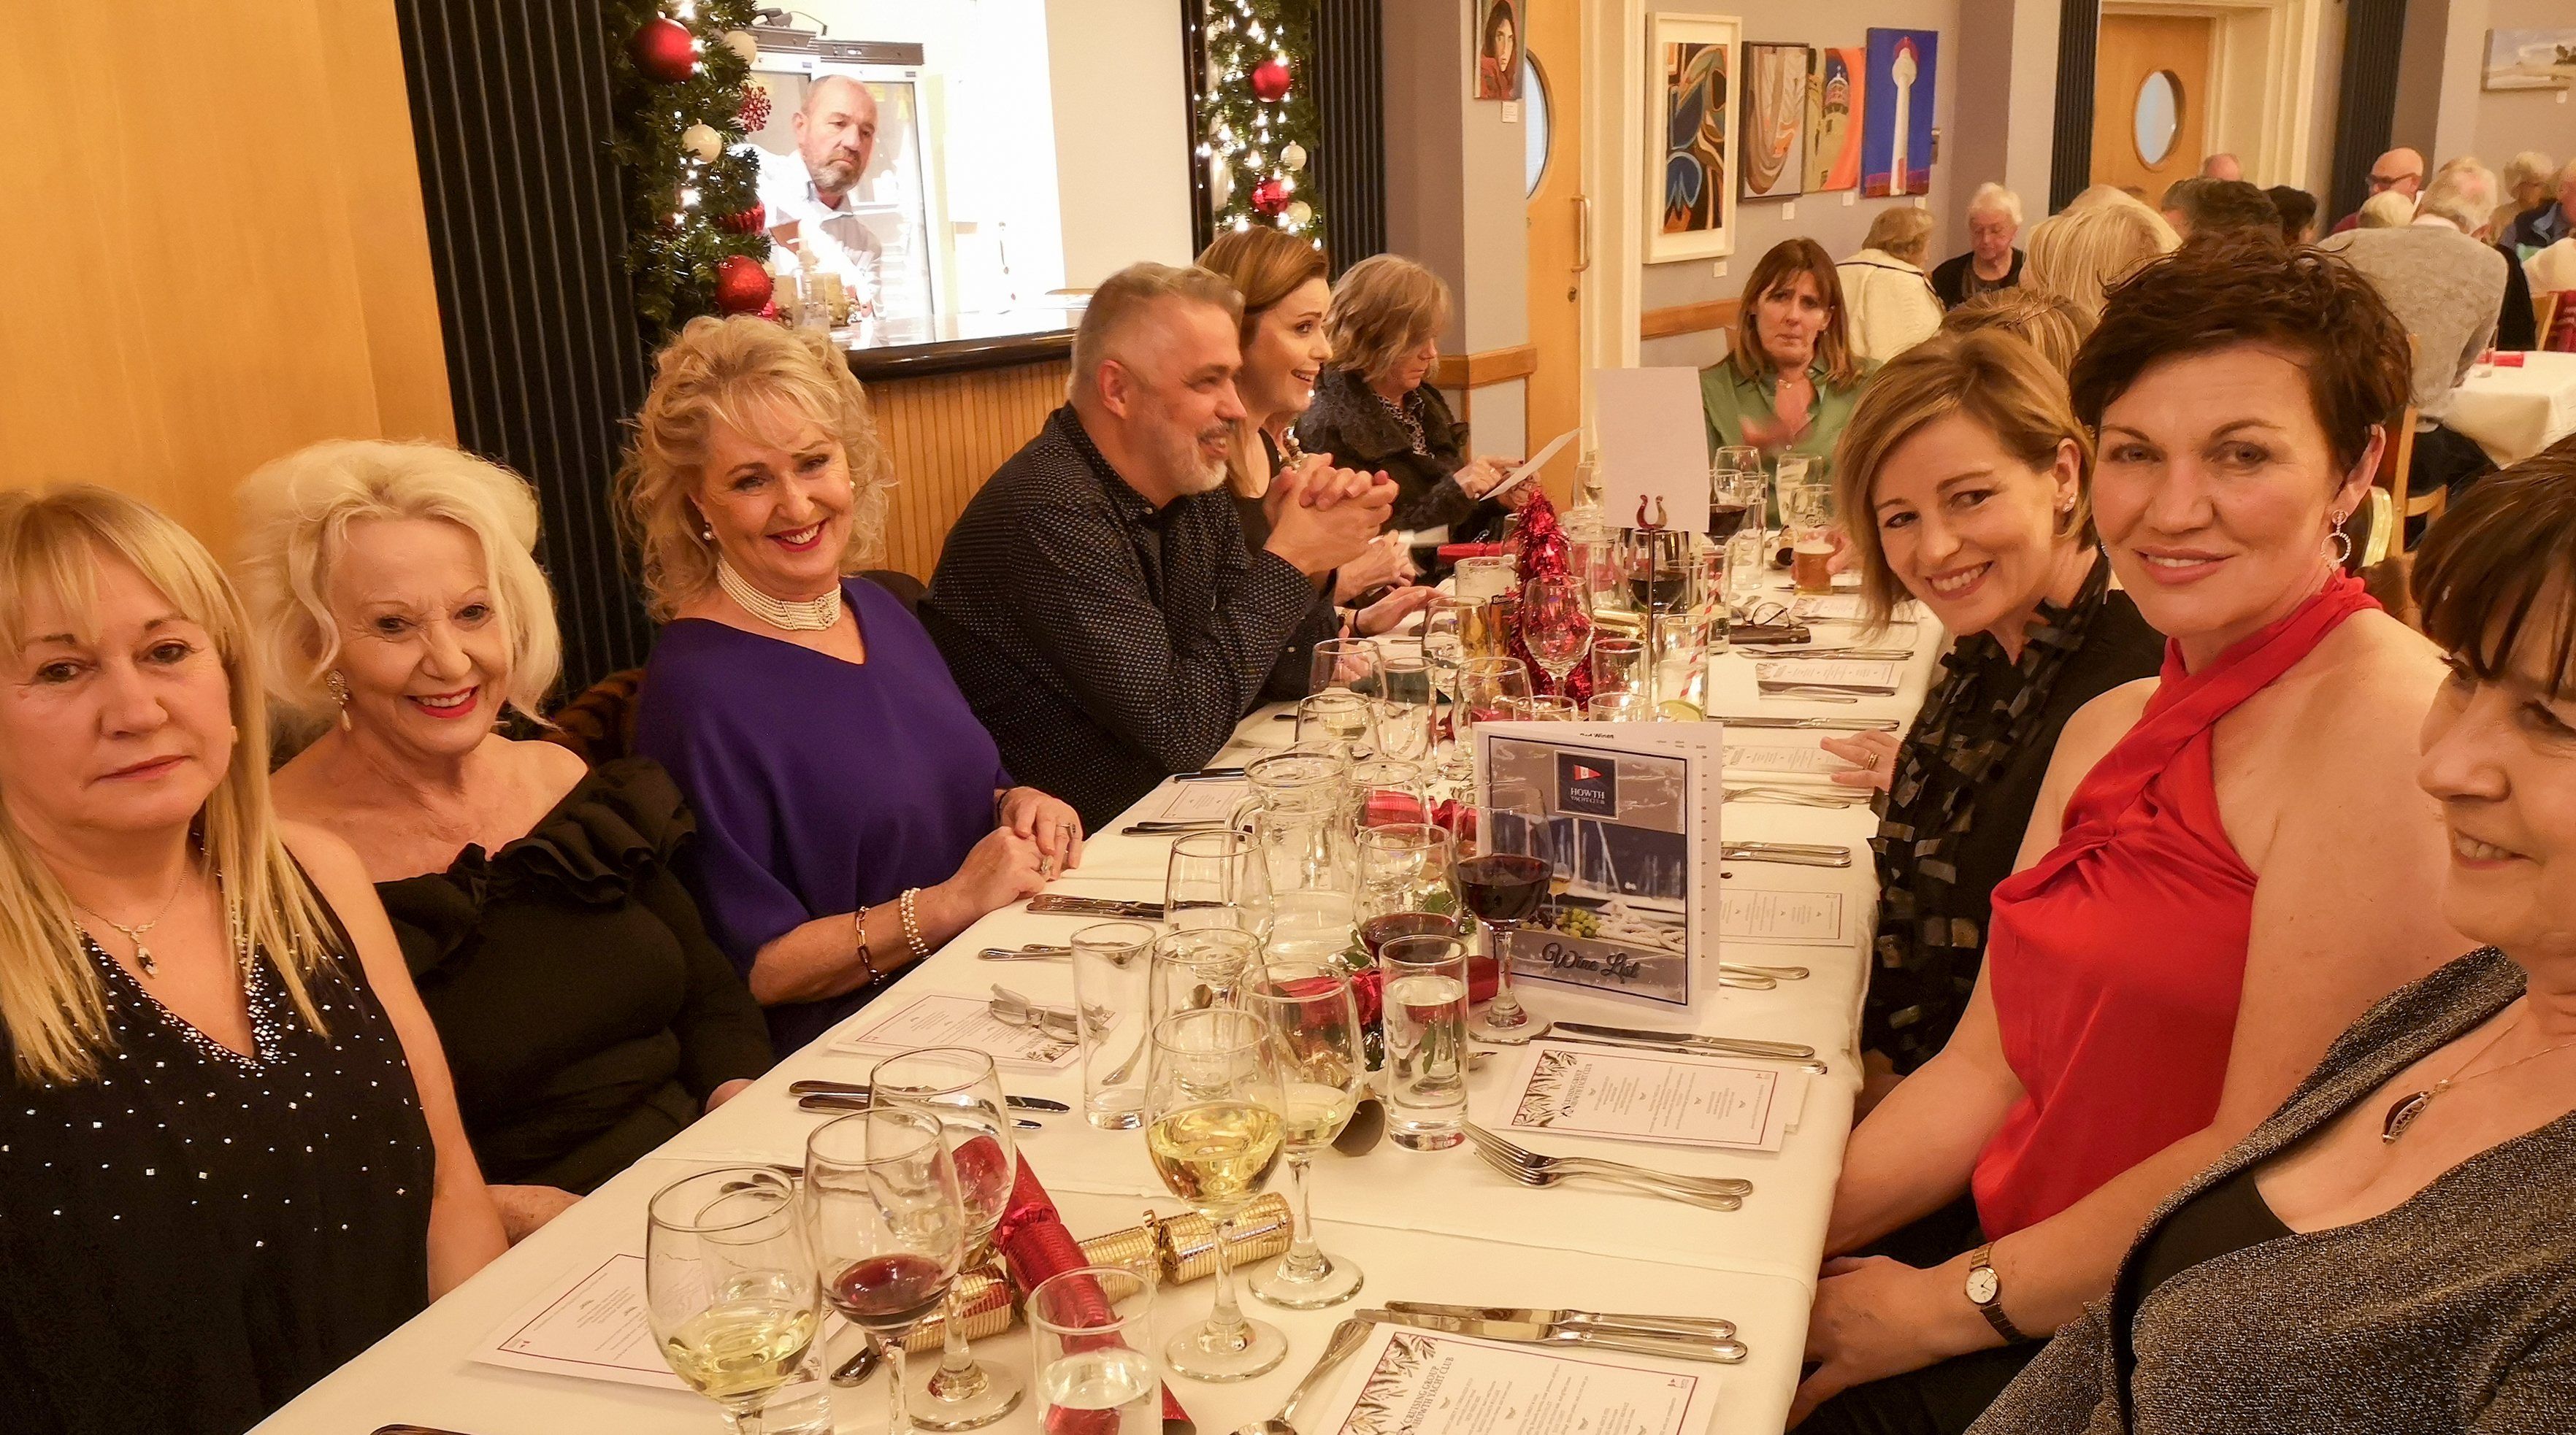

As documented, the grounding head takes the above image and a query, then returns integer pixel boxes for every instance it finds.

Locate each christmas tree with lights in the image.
[607,0,774,343]
[1193,0,1325,244]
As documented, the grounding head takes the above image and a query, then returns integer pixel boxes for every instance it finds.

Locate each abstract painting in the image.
[2483,28,2576,91]
[1803,45,1864,193]
[1860,28,1936,198]
[1647,12,1738,262]
[1740,42,1809,201]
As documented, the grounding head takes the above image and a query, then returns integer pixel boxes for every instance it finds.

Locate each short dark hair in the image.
[2067,231,2410,478]
[2266,186,2318,244]
[2172,180,2281,237]
[2412,437,2576,698]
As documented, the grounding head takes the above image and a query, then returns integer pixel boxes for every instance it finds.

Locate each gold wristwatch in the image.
[1963,1243,2029,1343]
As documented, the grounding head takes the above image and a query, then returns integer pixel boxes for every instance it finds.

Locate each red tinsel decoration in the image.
[713,253,772,314]
[720,203,766,234]
[992,1157,1193,1434]
[1506,489,1594,707]
[628,17,698,83]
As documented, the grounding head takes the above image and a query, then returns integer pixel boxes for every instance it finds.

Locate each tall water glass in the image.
[1165,831,1268,934]
[1422,601,1470,780]
[646,1167,822,1435]
[1025,1266,1161,1434]
[1070,923,1156,1130]
[1452,553,1517,604]
[1245,961,1368,1307]
[1149,927,1261,1024]
[868,1049,1021,1430]
[1590,636,1649,698]
[1376,935,1471,1150]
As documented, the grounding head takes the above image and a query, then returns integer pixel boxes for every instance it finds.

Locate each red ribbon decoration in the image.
[993,1156,1195,1434]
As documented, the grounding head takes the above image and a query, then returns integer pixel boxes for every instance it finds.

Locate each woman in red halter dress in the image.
[1793,234,2470,1434]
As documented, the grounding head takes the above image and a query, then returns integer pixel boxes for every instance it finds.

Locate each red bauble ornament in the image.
[721,204,767,234]
[713,254,773,314]
[1251,178,1290,216]
[737,80,773,132]
[1249,58,1293,102]
[629,18,697,83]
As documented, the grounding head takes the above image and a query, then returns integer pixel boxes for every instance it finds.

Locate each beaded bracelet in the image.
[897,887,931,963]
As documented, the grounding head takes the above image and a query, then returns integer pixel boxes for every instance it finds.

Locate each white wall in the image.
[1043,0,1196,285]
[2469,0,2576,174]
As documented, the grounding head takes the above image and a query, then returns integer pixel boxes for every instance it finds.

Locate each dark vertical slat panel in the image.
[1182,0,1216,253]
[1316,0,1386,272]
[391,0,656,698]
[2329,0,2410,222]
[2048,0,2101,212]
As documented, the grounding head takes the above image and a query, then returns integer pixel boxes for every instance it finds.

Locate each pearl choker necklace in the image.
[716,558,843,631]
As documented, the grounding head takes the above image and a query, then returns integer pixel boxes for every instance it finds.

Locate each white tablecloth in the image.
[2447,350,2576,468]
[255,602,1942,1435]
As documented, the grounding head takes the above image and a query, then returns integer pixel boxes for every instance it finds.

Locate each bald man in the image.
[756,74,893,314]
[2328,147,2425,234]
[2200,153,2242,182]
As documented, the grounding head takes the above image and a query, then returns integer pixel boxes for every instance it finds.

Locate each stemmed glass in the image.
[1243,961,1369,1308]
[646,1167,823,1435]
[1422,601,1470,780]
[1519,574,1592,697]
[803,1109,969,1435]
[1455,781,1550,1039]
[1308,637,1381,696]
[867,1048,1023,1430]
[1454,657,1532,776]
[1145,1008,1289,1380]
[1166,830,1269,934]
[1372,651,1438,764]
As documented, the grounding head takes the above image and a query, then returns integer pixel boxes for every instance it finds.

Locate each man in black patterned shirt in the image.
[923,263,1395,830]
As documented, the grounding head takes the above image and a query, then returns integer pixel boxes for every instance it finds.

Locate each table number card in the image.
[827,992,1082,1071]
[1498,1041,1800,1152]
[1311,1321,1721,1435]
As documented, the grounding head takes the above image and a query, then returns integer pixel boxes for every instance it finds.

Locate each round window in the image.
[1525,53,1552,197]
[2133,70,2182,168]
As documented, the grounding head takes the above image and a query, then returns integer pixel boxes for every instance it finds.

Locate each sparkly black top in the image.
[0,896,434,1435]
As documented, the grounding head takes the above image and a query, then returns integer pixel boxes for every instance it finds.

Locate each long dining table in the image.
[255,593,1944,1435]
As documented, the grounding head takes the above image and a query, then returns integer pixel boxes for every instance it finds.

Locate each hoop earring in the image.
[325,670,353,732]
[2326,512,2353,569]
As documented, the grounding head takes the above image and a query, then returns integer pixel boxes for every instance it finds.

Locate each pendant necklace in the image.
[2382,1006,2576,1142]
[716,557,842,632]
[74,868,193,978]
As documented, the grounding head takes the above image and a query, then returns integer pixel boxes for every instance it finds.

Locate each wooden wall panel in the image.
[868,362,1071,581]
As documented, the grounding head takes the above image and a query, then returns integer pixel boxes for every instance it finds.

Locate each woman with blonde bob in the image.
[1294,253,1527,556]
[1838,206,1946,361]
[621,316,1079,1052]
[1938,288,2096,376]
[0,485,502,1435]
[1821,331,2166,1099]
[1701,237,1877,486]
[239,441,772,1239]
[2022,196,2180,322]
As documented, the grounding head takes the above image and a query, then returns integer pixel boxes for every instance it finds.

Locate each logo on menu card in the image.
[1557,751,1617,817]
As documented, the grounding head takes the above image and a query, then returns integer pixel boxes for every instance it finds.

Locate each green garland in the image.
[606,0,769,344]
[1195,0,1325,244]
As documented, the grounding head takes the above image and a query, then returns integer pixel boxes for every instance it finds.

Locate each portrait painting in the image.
[1860,28,1936,198]
[1739,42,1809,200]
[1647,12,1739,262]
[1803,45,1863,193]
[1476,0,1525,101]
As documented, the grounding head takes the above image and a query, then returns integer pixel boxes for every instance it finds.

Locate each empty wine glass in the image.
[1519,574,1592,696]
[1514,695,1579,720]
[1371,651,1438,763]
[1145,1008,1289,1380]
[1308,637,1381,696]
[1149,926,1261,1024]
[1165,830,1269,934]
[1244,961,1368,1308]
[646,1167,822,1435]
[867,1048,1022,1429]
[1454,656,1532,771]
[1454,781,1549,1039]
[802,1109,968,1435]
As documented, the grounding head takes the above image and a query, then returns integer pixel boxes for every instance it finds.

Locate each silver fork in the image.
[1465,1123,1752,1196]
[1471,1146,1744,1210]
[988,985,1104,1042]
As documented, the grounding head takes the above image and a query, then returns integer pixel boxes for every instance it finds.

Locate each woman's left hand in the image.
[705,1078,754,1112]
[997,786,1084,877]
[1821,731,1899,791]
[1793,1255,1982,1426]
[1354,584,1439,636]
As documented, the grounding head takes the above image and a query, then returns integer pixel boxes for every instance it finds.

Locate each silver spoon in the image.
[830,1333,882,1386]
[1233,1317,1374,1435]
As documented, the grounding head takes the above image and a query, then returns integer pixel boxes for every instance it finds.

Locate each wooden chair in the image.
[2537,291,2560,344]
[2372,400,2441,552]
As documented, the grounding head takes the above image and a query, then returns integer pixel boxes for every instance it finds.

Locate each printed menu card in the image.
[474,1253,683,1389]
[1496,1040,1801,1151]
[827,992,1081,1071]
[1313,1322,1721,1435]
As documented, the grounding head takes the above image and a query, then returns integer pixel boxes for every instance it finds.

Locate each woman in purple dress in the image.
[620,318,1084,1050]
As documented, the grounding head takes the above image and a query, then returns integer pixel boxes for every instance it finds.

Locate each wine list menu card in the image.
[1497,1040,1802,1152]
[1312,1321,1721,1435]
[474,1253,684,1390]
[827,992,1082,1071]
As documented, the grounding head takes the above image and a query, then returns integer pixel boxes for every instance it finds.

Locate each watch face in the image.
[1965,1266,2000,1304]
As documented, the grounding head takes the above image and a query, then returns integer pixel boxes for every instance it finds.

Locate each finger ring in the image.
[1864,751,1880,770]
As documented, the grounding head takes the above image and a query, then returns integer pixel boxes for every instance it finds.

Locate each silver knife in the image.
[1709,715,1901,731]
[797,1093,1043,1131]
[787,1080,1071,1113]
[1027,895,1165,920]
[1720,842,1851,868]
[1549,1020,1814,1059]
[1381,1302,1736,1341]
[1359,1309,1747,1364]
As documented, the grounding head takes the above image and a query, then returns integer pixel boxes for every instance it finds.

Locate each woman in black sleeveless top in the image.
[0,486,504,1435]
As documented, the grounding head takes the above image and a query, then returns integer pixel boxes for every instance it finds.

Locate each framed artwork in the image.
[1476,0,1526,100]
[1647,12,1739,263]
[1860,28,1936,198]
[1739,42,1809,201]
[1803,46,1864,193]
[2483,29,2576,91]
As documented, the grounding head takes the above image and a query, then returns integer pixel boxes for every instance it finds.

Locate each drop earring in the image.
[326,670,353,732]
[2326,511,2353,568]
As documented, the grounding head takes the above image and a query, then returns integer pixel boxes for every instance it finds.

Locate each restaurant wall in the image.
[0,0,453,555]
[1044,0,1199,285]
[2464,0,2576,176]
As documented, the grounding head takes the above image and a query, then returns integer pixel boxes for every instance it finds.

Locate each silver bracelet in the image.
[897,887,930,963]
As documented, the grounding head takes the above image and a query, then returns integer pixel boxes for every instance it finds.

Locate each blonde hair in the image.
[2023,200,2180,322]
[0,486,341,1085]
[1323,254,1451,388]
[1861,207,1936,265]
[616,316,894,621]
[1069,263,1246,404]
[1197,230,1332,499]
[2502,151,2556,194]
[1939,288,2096,375]
[2358,190,2415,228]
[1967,182,2024,226]
[234,440,563,726]
[1832,331,2095,627]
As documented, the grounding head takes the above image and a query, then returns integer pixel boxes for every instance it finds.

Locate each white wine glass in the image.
[1145,1007,1289,1380]
[646,1166,823,1435]
[1243,961,1368,1309]
[805,1109,969,1435]
[867,1047,1023,1430]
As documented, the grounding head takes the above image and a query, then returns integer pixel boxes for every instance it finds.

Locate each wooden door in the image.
[2090,14,2212,201]
[1523,0,1583,503]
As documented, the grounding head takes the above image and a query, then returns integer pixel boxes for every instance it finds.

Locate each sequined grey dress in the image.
[0,920,434,1435]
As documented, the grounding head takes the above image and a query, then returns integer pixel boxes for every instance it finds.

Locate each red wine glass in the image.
[803,1108,968,1435]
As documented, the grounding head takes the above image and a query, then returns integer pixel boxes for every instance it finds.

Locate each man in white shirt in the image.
[757,74,885,312]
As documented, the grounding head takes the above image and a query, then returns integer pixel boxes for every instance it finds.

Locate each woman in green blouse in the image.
[1701,237,1878,489]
